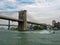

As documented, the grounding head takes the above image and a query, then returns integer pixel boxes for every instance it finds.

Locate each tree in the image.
[32,25,43,30]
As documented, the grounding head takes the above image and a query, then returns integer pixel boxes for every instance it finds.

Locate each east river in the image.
[0,30,60,45]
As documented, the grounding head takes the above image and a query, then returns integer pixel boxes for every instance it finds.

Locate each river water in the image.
[0,30,60,45]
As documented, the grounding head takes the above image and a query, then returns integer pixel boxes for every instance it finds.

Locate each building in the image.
[52,20,60,30]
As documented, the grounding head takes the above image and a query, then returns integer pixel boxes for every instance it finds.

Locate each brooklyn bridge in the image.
[0,10,45,31]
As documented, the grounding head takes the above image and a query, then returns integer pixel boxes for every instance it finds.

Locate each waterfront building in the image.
[52,20,60,30]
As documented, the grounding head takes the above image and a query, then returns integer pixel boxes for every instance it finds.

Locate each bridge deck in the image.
[0,24,17,26]
[0,15,42,25]
[0,15,23,22]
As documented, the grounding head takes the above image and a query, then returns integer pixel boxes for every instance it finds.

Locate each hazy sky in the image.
[0,0,60,25]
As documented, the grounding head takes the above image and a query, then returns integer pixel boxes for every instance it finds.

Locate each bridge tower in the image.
[18,10,27,31]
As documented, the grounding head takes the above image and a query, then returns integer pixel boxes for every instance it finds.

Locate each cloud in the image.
[6,0,16,2]
[0,0,60,25]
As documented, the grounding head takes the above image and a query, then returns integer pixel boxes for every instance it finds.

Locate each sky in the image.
[0,0,60,25]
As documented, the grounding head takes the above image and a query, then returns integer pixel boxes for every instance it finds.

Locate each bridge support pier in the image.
[18,10,27,31]
[8,20,10,30]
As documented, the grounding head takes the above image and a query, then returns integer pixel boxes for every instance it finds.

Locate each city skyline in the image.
[0,0,60,24]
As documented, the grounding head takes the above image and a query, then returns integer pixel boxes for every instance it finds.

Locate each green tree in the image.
[32,25,43,30]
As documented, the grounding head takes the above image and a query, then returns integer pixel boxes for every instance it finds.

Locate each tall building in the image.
[52,20,60,30]
[52,20,56,27]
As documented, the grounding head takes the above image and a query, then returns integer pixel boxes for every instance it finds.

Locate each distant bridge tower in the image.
[18,10,27,31]
[8,20,10,30]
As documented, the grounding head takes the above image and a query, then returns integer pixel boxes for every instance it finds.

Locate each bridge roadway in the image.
[0,15,42,25]
[0,24,17,26]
